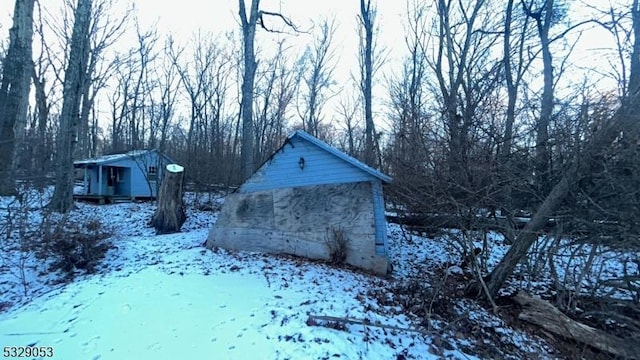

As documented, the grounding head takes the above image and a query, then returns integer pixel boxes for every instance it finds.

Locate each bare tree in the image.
[387,0,431,170]
[477,0,640,299]
[152,36,182,154]
[430,0,501,188]
[49,0,93,213]
[358,0,379,167]
[297,18,337,139]
[0,0,35,195]
[171,32,237,188]
[500,0,536,162]
[108,21,157,153]
[237,0,298,180]
[206,41,234,182]
[523,0,558,194]
[28,1,57,187]
[254,40,299,162]
[335,91,362,157]
[129,21,157,150]
[238,0,260,181]
[76,0,130,159]
[179,32,216,170]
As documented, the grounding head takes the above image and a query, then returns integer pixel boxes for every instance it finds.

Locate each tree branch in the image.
[257,10,307,34]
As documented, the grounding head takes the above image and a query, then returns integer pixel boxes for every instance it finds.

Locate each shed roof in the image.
[289,130,392,184]
[74,149,170,166]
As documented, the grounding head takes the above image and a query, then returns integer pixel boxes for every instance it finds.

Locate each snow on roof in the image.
[290,130,392,183]
[73,149,156,166]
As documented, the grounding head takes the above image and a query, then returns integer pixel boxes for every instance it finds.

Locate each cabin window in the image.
[148,166,158,181]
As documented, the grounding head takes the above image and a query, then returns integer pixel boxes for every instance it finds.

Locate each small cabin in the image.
[207,130,392,274]
[74,149,174,203]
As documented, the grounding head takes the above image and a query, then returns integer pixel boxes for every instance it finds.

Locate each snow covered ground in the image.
[1,188,561,359]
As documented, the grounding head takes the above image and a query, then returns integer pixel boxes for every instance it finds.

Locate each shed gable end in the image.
[241,137,378,193]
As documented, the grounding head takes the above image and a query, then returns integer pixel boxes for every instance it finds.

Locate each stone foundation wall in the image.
[206,182,388,274]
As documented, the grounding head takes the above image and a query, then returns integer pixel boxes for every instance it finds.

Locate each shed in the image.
[206,130,392,274]
[73,149,175,203]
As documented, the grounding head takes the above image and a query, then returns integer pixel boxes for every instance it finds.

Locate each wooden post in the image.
[83,167,88,194]
[98,165,103,196]
[151,164,186,234]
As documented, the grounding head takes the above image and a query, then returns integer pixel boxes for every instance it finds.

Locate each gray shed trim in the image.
[290,130,392,184]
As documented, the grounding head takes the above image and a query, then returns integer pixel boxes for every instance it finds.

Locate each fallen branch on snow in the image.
[308,314,428,334]
[513,291,640,359]
[307,313,468,336]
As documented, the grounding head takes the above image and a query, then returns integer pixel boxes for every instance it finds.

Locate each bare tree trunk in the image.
[31,67,49,185]
[239,0,259,180]
[478,168,572,298]
[49,0,92,213]
[629,0,640,100]
[500,0,516,161]
[498,0,533,222]
[359,0,376,167]
[77,71,93,158]
[524,0,555,194]
[0,0,35,195]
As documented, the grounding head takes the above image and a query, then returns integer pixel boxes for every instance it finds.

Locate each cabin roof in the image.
[289,130,392,184]
[74,149,169,166]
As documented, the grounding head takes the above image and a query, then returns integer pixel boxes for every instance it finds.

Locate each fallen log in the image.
[513,291,640,359]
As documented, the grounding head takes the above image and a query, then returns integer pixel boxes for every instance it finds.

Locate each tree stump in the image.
[151,164,186,234]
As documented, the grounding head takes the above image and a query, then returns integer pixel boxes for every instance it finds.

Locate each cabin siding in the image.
[130,167,155,197]
[75,149,171,199]
[87,168,99,195]
[241,137,377,193]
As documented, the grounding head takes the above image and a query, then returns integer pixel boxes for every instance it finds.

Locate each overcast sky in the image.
[0,0,630,130]
[0,1,625,78]
[128,0,410,101]
[0,0,411,127]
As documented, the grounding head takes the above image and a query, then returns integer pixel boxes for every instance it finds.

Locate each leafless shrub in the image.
[40,216,111,276]
[325,227,348,265]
